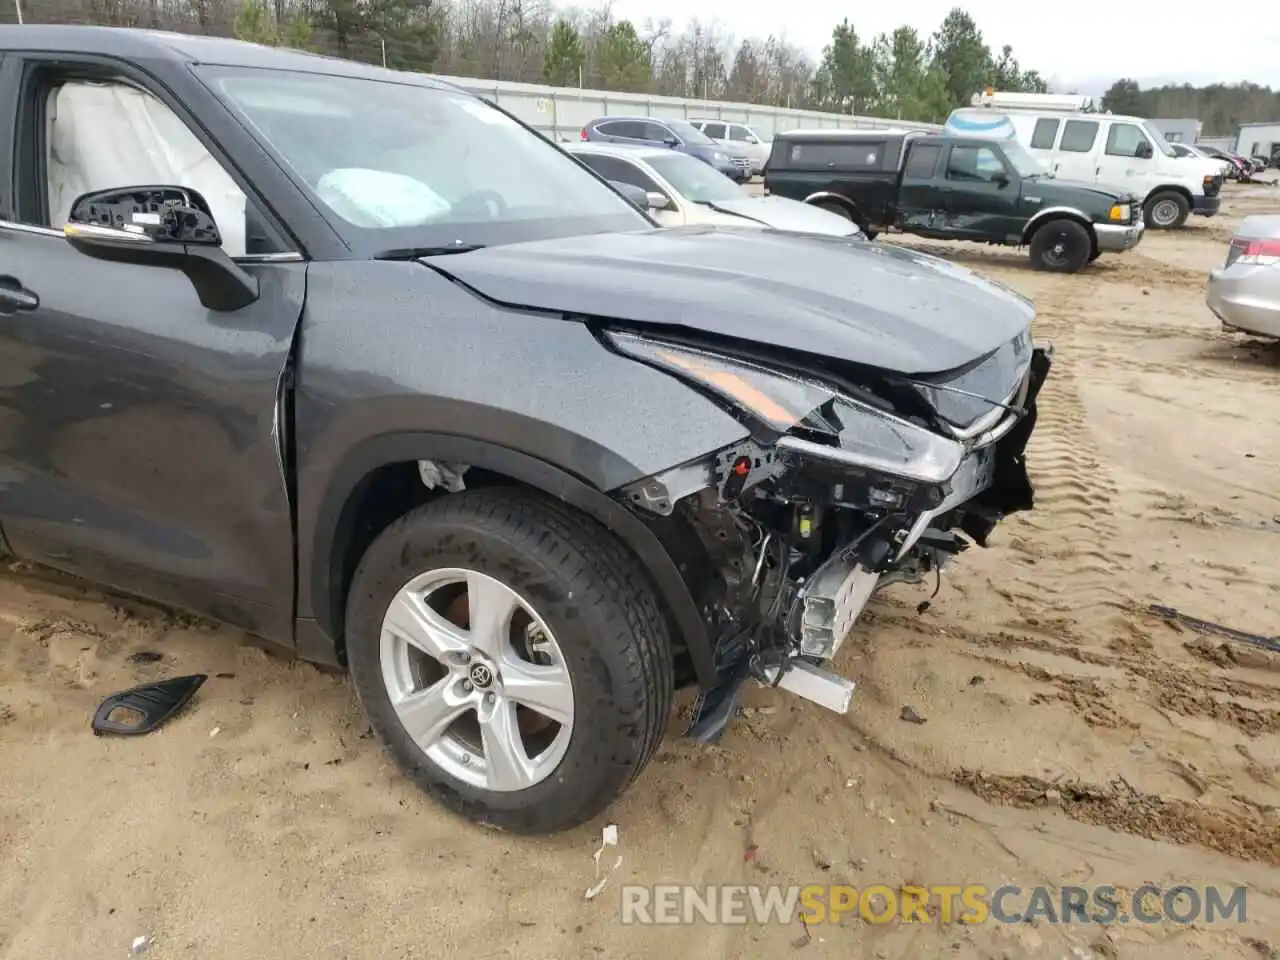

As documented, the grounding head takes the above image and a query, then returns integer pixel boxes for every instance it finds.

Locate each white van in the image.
[951,95,1224,230]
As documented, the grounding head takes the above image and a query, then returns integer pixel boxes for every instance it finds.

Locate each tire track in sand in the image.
[999,281,1131,627]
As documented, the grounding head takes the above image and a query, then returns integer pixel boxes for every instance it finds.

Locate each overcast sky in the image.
[607,0,1280,93]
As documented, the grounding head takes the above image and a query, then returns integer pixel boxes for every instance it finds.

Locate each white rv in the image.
[949,91,1224,229]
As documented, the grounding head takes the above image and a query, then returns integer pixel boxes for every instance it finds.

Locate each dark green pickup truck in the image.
[763,130,1145,272]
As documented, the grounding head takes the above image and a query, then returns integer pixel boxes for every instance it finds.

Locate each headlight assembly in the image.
[604,331,964,485]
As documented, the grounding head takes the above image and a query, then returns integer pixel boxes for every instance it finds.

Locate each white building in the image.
[1150,118,1202,144]
[1234,121,1280,158]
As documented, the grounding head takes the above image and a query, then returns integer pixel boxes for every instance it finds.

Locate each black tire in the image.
[1088,249,1102,263]
[345,487,674,834]
[1143,191,1190,230]
[1029,218,1092,273]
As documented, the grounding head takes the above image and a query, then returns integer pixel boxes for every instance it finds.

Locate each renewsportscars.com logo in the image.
[619,884,1248,926]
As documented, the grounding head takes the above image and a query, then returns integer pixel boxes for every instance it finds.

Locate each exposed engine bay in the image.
[608,327,1054,742]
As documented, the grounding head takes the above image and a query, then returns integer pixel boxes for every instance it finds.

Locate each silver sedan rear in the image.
[1207,215,1280,339]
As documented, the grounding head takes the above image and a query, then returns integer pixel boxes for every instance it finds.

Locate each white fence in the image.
[437,75,943,142]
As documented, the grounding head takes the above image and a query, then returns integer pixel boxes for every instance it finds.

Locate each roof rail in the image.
[970,88,1097,114]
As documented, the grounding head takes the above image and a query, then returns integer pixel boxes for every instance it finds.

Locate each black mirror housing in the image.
[607,180,649,211]
[1135,141,1154,159]
[63,185,258,312]
[69,185,223,245]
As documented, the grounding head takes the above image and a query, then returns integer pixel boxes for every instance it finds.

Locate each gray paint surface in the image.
[425,225,1036,375]
[291,259,751,621]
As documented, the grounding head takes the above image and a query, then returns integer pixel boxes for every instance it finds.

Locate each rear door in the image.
[1052,118,1101,181]
[0,52,304,643]
[1026,116,1061,167]
[895,141,946,232]
[594,119,646,144]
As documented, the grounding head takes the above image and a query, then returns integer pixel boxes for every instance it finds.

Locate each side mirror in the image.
[745,135,760,145]
[663,136,679,148]
[1135,140,1154,159]
[645,191,673,211]
[62,186,258,312]
[993,172,1010,187]
[608,180,649,211]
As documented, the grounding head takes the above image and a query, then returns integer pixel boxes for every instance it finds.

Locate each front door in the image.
[938,143,1020,241]
[0,56,304,642]
[1094,120,1156,195]
[573,153,684,226]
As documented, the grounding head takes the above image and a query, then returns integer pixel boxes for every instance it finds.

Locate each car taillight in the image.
[1227,237,1280,266]
[580,128,588,141]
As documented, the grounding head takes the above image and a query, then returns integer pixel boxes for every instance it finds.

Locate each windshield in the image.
[195,66,650,251]
[666,120,715,146]
[1000,139,1048,178]
[1141,121,1176,157]
[647,153,744,203]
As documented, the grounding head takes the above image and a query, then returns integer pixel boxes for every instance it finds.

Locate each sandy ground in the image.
[3,181,1280,960]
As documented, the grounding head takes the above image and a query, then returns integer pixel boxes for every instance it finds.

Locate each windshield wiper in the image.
[373,242,486,260]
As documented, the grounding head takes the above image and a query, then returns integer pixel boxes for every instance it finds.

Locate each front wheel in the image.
[1144,191,1190,230]
[1029,218,1092,273]
[345,488,674,834]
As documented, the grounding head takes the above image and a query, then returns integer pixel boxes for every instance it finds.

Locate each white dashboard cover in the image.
[46,81,248,257]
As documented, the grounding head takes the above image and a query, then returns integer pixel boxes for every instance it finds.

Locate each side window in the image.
[1165,131,1184,143]
[643,122,675,143]
[1105,122,1148,158]
[946,146,1005,182]
[36,79,283,257]
[577,154,662,194]
[1059,120,1099,153]
[702,122,727,139]
[787,141,882,169]
[727,125,751,142]
[1030,118,1059,150]
[599,120,641,139]
[903,143,941,178]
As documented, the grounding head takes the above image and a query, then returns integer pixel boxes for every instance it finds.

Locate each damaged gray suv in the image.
[0,27,1051,833]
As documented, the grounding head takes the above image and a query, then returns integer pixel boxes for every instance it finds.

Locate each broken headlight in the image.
[606,330,834,432]
[604,330,964,485]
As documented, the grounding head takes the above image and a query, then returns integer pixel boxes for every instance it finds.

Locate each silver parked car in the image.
[1207,215,1280,339]
[566,141,863,239]
[689,119,772,176]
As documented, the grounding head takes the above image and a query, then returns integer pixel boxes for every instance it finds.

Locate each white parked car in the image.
[566,141,862,238]
[689,119,772,175]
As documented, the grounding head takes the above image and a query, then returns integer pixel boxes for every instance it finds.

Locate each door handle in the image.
[0,276,39,313]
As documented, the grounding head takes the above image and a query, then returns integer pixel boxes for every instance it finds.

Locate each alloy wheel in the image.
[378,567,575,792]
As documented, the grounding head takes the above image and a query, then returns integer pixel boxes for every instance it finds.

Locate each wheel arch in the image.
[1021,207,1096,249]
[302,432,717,688]
[804,191,863,223]
[1146,183,1194,207]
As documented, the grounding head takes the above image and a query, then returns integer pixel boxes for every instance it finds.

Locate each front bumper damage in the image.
[619,343,1053,742]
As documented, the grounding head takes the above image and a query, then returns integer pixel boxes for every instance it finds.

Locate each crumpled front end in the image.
[607,328,1053,742]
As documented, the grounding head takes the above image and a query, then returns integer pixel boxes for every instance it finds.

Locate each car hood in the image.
[702,195,861,238]
[1030,177,1138,206]
[420,225,1034,375]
